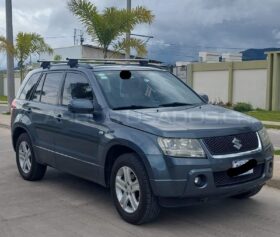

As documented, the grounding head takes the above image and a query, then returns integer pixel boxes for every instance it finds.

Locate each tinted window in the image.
[30,74,45,102]
[19,73,41,100]
[62,73,93,106]
[41,73,64,105]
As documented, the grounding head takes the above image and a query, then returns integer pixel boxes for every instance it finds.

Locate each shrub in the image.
[233,102,253,112]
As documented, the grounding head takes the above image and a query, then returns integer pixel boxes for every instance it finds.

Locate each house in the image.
[40,44,126,61]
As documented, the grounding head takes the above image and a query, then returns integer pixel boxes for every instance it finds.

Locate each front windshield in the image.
[94,70,203,110]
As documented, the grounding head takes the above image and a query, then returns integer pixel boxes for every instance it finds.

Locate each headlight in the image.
[258,127,271,148]
[158,138,205,158]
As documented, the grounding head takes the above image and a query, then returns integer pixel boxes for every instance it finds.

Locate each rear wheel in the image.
[110,153,160,224]
[16,133,47,181]
[232,185,263,199]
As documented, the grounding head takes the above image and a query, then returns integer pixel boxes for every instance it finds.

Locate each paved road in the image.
[0,104,8,113]
[268,129,280,149]
[0,127,280,237]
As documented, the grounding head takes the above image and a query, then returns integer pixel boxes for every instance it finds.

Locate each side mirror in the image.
[200,94,209,103]
[68,99,94,114]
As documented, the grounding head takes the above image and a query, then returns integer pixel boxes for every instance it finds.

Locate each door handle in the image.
[55,114,62,121]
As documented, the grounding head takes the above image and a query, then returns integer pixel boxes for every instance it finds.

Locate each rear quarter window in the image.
[19,73,41,100]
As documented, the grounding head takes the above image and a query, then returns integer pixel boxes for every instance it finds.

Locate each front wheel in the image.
[110,153,160,224]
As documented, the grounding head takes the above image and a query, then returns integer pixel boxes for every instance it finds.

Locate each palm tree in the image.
[15,32,53,81]
[0,36,14,55]
[68,0,154,58]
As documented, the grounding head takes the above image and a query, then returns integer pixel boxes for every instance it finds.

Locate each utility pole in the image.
[5,0,15,110]
[125,0,131,59]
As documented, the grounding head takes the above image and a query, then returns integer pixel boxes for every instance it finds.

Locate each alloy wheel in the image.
[18,141,32,174]
[115,166,140,214]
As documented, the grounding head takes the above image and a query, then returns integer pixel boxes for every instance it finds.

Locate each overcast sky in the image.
[1,0,280,64]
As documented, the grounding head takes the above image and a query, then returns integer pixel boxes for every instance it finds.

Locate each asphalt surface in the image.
[268,129,280,149]
[0,104,8,113]
[0,127,280,237]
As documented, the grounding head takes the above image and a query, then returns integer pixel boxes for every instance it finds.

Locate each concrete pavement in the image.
[0,104,8,114]
[1,127,280,236]
[0,113,10,129]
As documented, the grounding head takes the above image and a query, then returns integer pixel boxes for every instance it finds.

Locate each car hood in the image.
[109,104,262,138]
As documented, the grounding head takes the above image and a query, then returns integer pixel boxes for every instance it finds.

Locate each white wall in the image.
[233,69,267,109]
[40,46,83,61]
[193,71,229,103]
[82,47,125,59]
[4,77,21,96]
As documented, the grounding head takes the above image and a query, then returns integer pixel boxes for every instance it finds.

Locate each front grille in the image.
[203,132,259,156]
[213,164,264,187]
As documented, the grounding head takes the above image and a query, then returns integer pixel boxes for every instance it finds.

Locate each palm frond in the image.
[113,38,147,57]
[0,36,14,55]
[68,0,154,58]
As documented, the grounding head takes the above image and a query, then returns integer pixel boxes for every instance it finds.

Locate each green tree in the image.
[0,36,14,55]
[15,32,53,81]
[54,54,62,61]
[68,0,154,58]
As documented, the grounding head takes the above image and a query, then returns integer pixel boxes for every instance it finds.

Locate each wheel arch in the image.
[103,140,153,187]
[12,125,32,151]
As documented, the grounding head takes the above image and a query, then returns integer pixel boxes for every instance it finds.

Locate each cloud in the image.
[1,0,280,63]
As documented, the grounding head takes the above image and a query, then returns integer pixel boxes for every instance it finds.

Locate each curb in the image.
[0,123,10,129]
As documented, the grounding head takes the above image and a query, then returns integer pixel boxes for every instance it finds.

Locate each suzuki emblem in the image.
[232,137,242,150]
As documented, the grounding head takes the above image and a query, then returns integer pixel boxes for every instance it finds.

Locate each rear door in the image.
[27,71,65,166]
[54,71,102,181]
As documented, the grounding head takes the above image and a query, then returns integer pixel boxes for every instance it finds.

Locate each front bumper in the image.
[147,147,273,206]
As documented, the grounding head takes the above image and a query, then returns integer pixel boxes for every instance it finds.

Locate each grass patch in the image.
[265,124,280,130]
[0,95,7,102]
[275,150,280,156]
[246,111,280,122]
[1,111,10,115]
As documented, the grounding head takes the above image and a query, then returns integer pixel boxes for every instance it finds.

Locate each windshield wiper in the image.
[158,102,195,107]
[113,105,156,110]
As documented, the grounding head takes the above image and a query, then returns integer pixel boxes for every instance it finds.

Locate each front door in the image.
[54,72,103,181]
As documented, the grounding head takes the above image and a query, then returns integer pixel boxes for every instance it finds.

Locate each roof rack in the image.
[66,58,152,66]
[38,60,68,69]
[38,58,169,70]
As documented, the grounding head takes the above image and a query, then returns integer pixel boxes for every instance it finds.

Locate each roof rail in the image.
[65,58,170,69]
[66,58,150,65]
[37,58,169,70]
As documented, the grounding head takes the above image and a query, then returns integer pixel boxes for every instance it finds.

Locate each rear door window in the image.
[41,72,64,105]
[19,73,41,100]
[62,72,93,106]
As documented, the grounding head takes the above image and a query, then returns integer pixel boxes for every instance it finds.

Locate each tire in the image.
[110,153,160,224]
[16,133,47,181]
[232,185,263,199]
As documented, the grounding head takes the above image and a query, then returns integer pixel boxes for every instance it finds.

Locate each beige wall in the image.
[232,69,267,109]
[3,77,21,96]
[193,71,229,103]
[188,61,268,109]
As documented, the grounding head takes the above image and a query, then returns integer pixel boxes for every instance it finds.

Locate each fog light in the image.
[194,175,206,188]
